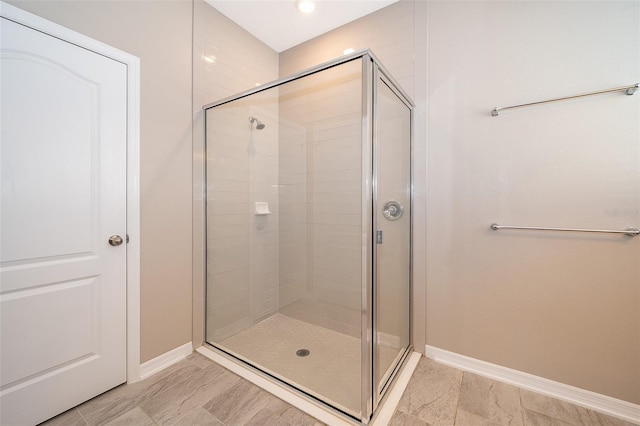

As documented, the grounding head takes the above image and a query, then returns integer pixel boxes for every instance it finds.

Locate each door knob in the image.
[382,200,404,221]
[108,235,124,246]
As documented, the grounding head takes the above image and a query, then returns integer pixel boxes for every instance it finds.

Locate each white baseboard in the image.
[139,342,193,380]
[426,345,640,424]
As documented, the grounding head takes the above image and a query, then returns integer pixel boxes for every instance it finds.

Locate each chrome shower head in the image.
[249,116,265,130]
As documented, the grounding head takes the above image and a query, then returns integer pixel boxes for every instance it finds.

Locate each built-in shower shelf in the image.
[254,201,271,215]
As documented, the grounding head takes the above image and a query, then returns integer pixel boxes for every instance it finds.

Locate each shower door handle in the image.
[382,200,403,221]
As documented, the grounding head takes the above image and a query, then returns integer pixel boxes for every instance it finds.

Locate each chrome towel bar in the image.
[491,83,638,116]
[490,223,639,237]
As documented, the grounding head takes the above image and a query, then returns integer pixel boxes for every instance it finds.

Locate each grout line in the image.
[138,405,158,426]
[76,409,89,426]
[453,369,465,425]
[518,387,525,426]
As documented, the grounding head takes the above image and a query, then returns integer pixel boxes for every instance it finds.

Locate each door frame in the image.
[0,1,142,383]
[371,66,414,413]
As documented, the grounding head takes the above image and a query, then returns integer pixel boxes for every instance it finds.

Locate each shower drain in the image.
[296,348,310,357]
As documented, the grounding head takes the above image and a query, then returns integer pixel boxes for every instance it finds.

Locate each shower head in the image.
[249,116,265,130]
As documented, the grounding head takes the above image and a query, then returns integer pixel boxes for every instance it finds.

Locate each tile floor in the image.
[41,352,637,426]
[392,358,637,426]
[219,313,398,416]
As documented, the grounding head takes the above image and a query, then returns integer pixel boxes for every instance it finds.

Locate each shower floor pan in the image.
[216,313,399,418]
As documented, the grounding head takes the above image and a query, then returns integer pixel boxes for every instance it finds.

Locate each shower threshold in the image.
[218,314,363,415]
[196,343,419,425]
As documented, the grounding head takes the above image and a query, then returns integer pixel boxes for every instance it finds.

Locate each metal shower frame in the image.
[202,49,415,425]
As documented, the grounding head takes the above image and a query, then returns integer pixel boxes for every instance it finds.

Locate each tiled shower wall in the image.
[194,0,421,345]
[278,1,420,339]
[277,60,364,338]
[193,0,278,345]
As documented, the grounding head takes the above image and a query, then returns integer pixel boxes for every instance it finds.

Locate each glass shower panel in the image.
[374,76,412,398]
[205,58,364,419]
[205,87,279,344]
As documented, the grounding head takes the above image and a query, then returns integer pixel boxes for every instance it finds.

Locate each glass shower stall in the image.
[203,50,412,423]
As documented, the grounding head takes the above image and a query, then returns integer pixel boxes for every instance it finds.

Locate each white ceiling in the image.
[204,0,399,52]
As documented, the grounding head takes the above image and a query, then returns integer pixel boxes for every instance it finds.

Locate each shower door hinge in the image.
[376,230,383,244]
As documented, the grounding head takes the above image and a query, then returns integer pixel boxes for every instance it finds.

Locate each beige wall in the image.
[7,0,194,363]
[425,1,639,404]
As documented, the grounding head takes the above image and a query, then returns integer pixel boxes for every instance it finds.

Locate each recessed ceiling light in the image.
[296,0,315,14]
[343,48,355,55]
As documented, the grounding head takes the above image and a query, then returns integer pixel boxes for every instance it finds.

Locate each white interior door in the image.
[1,16,127,426]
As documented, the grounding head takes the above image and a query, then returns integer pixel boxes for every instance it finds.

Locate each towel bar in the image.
[490,223,639,237]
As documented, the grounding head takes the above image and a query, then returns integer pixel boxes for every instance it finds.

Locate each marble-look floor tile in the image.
[396,358,463,426]
[159,407,224,426]
[39,408,87,426]
[280,406,324,426]
[389,410,431,426]
[141,362,240,424]
[244,408,290,426]
[455,409,503,425]
[583,409,638,426]
[257,396,326,425]
[520,389,586,425]
[264,396,294,416]
[202,380,274,425]
[77,362,201,425]
[185,352,215,370]
[38,350,636,426]
[103,407,155,426]
[520,389,636,426]
[457,372,523,425]
[522,409,573,426]
[74,384,135,426]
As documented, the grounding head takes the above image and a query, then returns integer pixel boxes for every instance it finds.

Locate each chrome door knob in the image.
[382,200,404,221]
[108,235,124,246]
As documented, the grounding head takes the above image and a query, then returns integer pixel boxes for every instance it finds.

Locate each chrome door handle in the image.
[108,235,124,246]
[382,200,404,221]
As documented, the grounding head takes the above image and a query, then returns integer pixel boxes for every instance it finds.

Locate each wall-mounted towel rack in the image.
[490,83,638,116]
[490,223,639,237]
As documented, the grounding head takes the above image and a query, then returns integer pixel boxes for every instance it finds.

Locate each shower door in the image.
[373,71,412,406]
